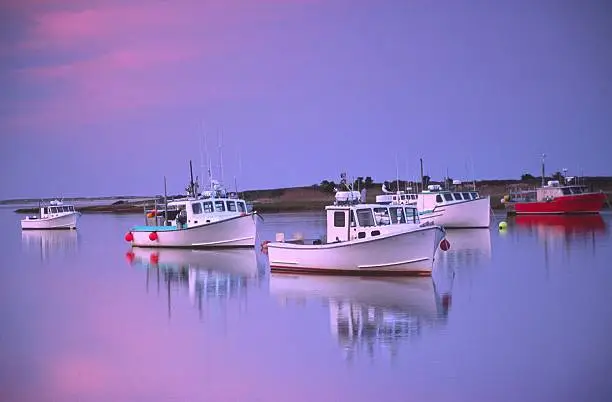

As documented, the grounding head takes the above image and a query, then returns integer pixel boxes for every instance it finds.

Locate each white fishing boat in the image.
[125,162,259,248]
[20,200,81,230]
[265,176,448,276]
[269,273,453,360]
[377,182,491,228]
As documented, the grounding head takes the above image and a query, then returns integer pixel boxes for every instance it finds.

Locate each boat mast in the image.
[189,160,195,198]
[541,153,546,187]
[419,157,424,192]
[395,154,400,194]
[164,176,168,225]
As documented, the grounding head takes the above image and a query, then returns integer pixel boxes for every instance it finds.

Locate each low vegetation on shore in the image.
[10,175,612,214]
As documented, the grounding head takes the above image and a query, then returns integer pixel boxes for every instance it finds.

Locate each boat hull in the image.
[129,213,257,248]
[21,213,80,230]
[508,193,606,215]
[267,226,446,276]
[421,196,491,228]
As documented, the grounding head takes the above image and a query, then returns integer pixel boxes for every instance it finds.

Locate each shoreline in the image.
[9,178,612,215]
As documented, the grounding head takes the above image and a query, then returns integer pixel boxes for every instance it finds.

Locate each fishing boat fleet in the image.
[17,154,609,276]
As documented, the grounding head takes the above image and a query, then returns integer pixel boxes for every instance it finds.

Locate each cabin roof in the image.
[325,203,418,210]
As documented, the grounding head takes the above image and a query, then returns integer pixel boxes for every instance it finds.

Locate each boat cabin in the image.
[146,191,250,228]
[325,192,423,243]
[417,185,480,212]
[535,180,588,201]
[35,200,77,219]
[376,192,418,205]
[169,195,249,227]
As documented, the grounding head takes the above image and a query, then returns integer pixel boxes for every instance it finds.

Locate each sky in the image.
[1,0,611,199]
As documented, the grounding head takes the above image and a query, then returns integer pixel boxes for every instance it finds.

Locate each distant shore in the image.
[8,177,612,215]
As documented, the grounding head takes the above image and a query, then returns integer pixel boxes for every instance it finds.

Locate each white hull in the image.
[21,212,80,230]
[130,213,257,248]
[128,247,258,277]
[267,226,445,275]
[420,196,491,228]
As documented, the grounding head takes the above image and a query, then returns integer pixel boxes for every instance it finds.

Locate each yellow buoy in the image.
[499,221,508,230]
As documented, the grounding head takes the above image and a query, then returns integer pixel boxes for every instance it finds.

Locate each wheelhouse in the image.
[325,204,423,243]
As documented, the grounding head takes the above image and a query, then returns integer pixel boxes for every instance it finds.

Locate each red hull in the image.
[510,193,606,215]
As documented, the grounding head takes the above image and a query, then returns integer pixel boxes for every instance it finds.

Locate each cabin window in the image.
[43,207,48,214]
[462,192,471,200]
[214,201,225,212]
[334,211,346,227]
[561,188,571,195]
[192,202,202,214]
[350,210,356,227]
[453,193,463,200]
[443,193,453,202]
[226,201,237,212]
[373,207,391,225]
[237,201,247,213]
[389,207,406,224]
[50,207,57,213]
[404,207,418,223]
[69,206,74,212]
[470,192,477,199]
[436,195,443,203]
[356,209,375,227]
[202,201,213,213]
[569,187,582,195]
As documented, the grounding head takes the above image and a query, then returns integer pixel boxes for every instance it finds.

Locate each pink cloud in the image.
[7,0,324,129]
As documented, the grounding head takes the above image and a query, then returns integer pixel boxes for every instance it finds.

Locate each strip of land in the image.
[7,177,612,214]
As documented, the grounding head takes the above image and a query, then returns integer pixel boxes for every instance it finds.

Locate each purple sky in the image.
[1,0,611,199]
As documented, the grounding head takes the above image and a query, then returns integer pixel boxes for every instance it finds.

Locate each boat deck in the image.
[131,225,178,232]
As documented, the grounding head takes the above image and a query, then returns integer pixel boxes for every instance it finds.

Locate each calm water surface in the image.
[1,209,611,402]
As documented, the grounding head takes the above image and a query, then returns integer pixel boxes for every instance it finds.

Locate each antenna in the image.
[200,121,208,190]
[218,129,224,184]
[395,154,400,194]
[470,156,476,191]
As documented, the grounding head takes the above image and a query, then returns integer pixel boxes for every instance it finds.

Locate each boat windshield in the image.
[356,208,375,227]
[388,206,406,224]
[373,207,391,225]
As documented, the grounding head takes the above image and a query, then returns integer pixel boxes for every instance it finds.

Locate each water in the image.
[1,209,611,402]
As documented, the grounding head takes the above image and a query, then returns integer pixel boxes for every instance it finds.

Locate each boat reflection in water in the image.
[21,229,80,261]
[126,248,260,318]
[434,228,492,268]
[512,214,607,240]
[269,269,453,362]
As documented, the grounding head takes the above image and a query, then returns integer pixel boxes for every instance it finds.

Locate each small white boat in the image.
[376,183,491,228]
[265,185,447,276]
[20,200,80,230]
[125,163,258,248]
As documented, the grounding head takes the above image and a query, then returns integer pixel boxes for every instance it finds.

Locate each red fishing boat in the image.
[504,181,606,215]
[503,155,608,215]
